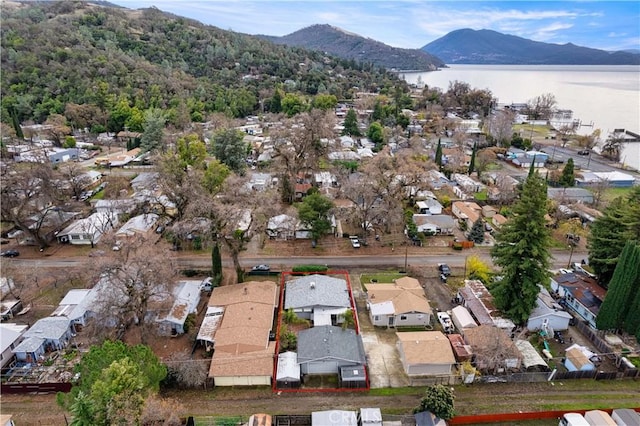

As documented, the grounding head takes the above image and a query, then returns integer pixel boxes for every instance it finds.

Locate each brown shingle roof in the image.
[208,341,276,378]
[209,282,278,307]
[397,331,455,365]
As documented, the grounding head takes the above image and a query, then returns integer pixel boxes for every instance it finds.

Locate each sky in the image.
[115,1,640,52]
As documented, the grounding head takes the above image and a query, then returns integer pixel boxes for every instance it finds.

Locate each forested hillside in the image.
[1,1,399,130]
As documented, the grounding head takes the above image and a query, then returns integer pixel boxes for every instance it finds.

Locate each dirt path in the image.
[3,380,638,425]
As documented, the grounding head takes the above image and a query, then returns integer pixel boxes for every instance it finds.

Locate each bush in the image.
[292,264,328,272]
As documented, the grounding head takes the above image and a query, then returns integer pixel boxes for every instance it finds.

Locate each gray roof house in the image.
[157,280,201,336]
[284,275,352,326]
[548,188,594,204]
[413,214,455,235]
[56,212,118,245]
[526,287,572,332]
[51,289,96,327]
[297,325,366,375]
[0,323,28,369]
[12,317,73,362]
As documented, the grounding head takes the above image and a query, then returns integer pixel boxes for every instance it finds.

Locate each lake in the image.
[400,65,640,136]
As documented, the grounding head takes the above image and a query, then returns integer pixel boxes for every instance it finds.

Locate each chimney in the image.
[244,287,248,295]
[310,281,316,289]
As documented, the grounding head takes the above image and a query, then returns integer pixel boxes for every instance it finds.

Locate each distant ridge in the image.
[263,24,445,71]
[422,28,640,65]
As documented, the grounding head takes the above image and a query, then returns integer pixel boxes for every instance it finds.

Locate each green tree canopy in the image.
[468,142,477,175]
[368,121,384,151]
[491,172,551,324]
[282,93,305,117]
[140,108,165,152]
[177,133,207,168]
[559,157,575,187]
[414,384,455,421]
[312,93,337,111]
[596,241,640,334]
[435,138,443,169]
[588,186,640,286]
[297,192,334,242]
[211,128,248,175]
[341,108,361,137]
[467,217,485,244]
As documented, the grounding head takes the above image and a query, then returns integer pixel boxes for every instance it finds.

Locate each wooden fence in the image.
[0,381,72,394]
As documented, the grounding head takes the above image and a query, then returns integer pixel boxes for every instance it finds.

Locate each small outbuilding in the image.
[275,351,301,389]
[564,346,595,372]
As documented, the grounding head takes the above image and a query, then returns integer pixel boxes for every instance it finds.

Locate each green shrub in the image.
[292,265,328,272]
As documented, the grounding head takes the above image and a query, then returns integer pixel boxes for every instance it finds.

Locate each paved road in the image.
[12,249,585,271]
[543,145,640,176]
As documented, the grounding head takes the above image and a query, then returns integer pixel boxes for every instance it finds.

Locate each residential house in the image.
[515,339,549,372]
[266,214,310,240]
[507,149,548,168]
[108,147,141,167]
[463,325,522,372]
[367,277,432,327]
[284,275,352,326]
[452,201,482,229]
[424,170,450,190]
[56,212,118,245]
[0,299,23,322]
[51,289,96,328]
[0,323,27,369]
[130,172,159,193]
[548,188,594,204]
[491,214,508,229]
[297,325,367,375]
[453,174,485,194]
[314,171,337,188]
[94,199,136,215]
[12,317,74,363]
[550,272,605,329]
[447,333,473,362]
[564,345,595,372]
[413,214,455,235]
[157,281,201,336]
[416,199,443,215]
[207,281,278,386]
[457,280,515,332]
[396,331,456,376]
[275,351,301,388]
[115,213,159,238]
[247,172,275,191]
[526,287,572,332]
[450,305,478,335]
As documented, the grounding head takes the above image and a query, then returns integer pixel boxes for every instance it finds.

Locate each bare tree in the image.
[526,93,557,120]
[0,162,68,248]
[486,110,515,147]
[600,131,623,161]
[575,129,601,150]
[164,350,209,388]
[92,235,177,343]
[44,114,71,147]
[58,162,92,200]
[141,395,183,426]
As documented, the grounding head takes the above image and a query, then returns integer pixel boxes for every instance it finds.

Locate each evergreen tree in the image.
[297,192,334,242]
[9,106,24,139]
[211,243,222,287]
[270,88,282,113]
[467,217,485,243]
[435,138,443,169]
[588,187,640,287]
[341,108,361,136]
[559,158,575,187]
[625,282,640,343]
[596,241,640,331]
[211,129,248,175]
[468,142,477,175]
[414,384,455,421]
[528,155,536,178]
[139,109,165,152]
[491,172,551,325]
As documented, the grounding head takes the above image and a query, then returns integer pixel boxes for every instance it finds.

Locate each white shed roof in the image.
[0,323,27,354]
[276,351,300,381]
[369,300,395,316]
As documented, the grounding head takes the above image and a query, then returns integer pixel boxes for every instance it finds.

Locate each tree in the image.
[211,243,222,288]
[164,349,209,388]
[341,108,361,136]
[368,121,384,151]
[281,93,305,117]
[297,192,334,242]
[526,93,556,120]
[601,131,624,161]
[176,134,207,168]
[211,128,248,175]
[312,93,337,111]
[487,110,514,147]
[340,308,355,330]
[140,109,166,152]
[596,242,640,333]
[468,142,477,175]
[491,172,551,325]
[467,217,485,244]
[559,158,575,187]
[44,113,71,147]
[466,255,493,285]
[435,138,443,169]
[414,384,455,421]
[588,187,640,286]
[58,162,92,201]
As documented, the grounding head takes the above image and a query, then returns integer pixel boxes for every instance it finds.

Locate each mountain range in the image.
[422,28,640,65]
[261,24,445,71]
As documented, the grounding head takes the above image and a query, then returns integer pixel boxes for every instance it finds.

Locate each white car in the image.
[437,312,454,333]
[350,236,361,248]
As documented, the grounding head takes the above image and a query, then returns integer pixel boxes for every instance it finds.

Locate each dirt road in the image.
[3,380,638,425]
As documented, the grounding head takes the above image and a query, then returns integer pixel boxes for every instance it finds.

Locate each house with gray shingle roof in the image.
[284,275,351,326]
[12,317,73,362]
[297,325,366,375]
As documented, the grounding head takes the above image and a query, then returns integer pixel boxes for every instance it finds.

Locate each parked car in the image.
[0,249,20,258]
[251,264,270,272]
[438,263,451,276]
[437,311,454,333]
[577,149,590,155]
[200,277,214,292]
[349,236,361,248]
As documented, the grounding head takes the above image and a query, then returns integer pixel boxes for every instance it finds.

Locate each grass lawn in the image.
[360,271,407,284]
[602,186,633,203]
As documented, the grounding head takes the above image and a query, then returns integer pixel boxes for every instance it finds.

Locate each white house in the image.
[12,317,74,363]
[0,323,27,369]
[56,212,118,245]
[115,213,159,237]
[416,199,443,215]
[526,287,572,332]
[266,214,310,240]
[367,277,432,327]
[51,289,97,328]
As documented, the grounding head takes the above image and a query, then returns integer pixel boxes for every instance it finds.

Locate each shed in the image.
[450,305,478,334]
[564,346,595,372]
[515,339,549,372]
[0,299,23,322]
[446,333,473,362]
[339,364,367,388]
[312,410,357,426]
[611,408,640,426]
[276,351,300,389]
[360,408,382,426]
[583,410,616,426]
